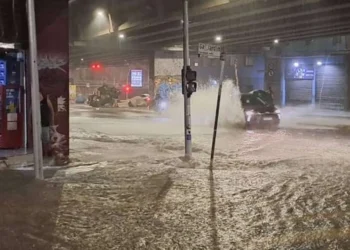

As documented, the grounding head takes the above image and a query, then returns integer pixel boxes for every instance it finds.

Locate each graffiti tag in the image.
[38,54,67,73]
[57,96,66,112]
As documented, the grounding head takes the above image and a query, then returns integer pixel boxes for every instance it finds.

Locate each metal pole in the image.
[21,56,28,150]
[27,0,44,179]
[210,53,225,168]
[183,0,192,160]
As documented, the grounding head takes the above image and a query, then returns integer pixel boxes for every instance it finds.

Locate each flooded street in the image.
[2,105,350,249]
[52,105,350,249]
[1,0,349,248]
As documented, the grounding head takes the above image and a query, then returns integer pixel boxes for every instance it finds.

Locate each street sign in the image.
[198,43,221,58]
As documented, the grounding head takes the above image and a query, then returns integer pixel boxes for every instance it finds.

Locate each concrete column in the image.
[36,0,69,162]
[280,59,286,107]
[311,64,317,106]
[346,55,350,110]
[149,52,155,95]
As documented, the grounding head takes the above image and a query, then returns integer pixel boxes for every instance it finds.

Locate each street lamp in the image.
[215,35,222,42]
[274,39,279,44]
[119,33,125,39]
[293,62,299,67]
[96,9,104,17]
[317,61,322,66]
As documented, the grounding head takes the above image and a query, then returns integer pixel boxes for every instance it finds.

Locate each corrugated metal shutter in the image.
[286,79,312,105]
[316,65,347,110]
[239,78,254,93]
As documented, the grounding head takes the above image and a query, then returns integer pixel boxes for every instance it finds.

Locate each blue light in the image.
[317,61,322,66]
[293,62,299,67]
[0,60,7,86]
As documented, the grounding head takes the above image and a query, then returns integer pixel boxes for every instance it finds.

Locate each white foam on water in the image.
[163,79,245,128]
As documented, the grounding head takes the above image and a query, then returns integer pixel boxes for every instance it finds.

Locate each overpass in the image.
[68,0,350,65]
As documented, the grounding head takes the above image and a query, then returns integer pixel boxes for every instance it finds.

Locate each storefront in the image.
[284,56,348,110]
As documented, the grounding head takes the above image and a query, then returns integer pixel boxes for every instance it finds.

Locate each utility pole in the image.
[27,0,44,179]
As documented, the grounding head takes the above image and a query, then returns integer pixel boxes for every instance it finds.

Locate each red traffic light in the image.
[91,63,102,70]
[123,84,132,93]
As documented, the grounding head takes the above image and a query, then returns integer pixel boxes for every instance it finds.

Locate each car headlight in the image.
[245,110,255,122]
[245,110,255,117]
[159,101,167,109]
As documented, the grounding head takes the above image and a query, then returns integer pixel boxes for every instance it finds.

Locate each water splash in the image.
[164,79,245,128]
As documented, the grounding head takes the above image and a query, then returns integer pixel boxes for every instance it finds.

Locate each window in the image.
[245,56,254,66]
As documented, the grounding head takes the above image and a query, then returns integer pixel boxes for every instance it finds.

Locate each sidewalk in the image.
[0,169,64,250]
[280,107,350,131]
[301,110,350,119]
[281,106,350,119]
[0,162,174,250]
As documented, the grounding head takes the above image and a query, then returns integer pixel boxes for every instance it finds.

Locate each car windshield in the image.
[241,90,274,107]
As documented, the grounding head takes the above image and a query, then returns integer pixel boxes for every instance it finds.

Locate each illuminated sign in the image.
[286,67,314,80]
[0,60,6,85]
[130,70,143,87]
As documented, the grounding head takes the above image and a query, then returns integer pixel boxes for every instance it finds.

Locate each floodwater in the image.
[62,94,350,249]
[2,83,350,249]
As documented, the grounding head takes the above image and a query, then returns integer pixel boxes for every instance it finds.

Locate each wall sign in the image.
[130,69,143,87]
[6,88,18,131]
[6,88,18,113]
[286,67,314,80]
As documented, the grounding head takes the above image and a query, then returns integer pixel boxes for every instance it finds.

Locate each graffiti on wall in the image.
[38,54,67,73]
[154,75,182,98]
[154,58,183,76]
[157,82,182,99]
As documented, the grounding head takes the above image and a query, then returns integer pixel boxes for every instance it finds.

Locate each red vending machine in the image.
[0,55,24,149]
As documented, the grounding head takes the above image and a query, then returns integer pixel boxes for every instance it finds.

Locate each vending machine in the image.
[0,52,24,149]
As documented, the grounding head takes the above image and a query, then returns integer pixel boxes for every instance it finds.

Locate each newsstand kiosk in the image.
[0,52,24,149]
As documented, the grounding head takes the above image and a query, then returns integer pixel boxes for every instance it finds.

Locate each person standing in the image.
[40,92,55,157]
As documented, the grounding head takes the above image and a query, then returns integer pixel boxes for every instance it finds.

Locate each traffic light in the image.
[123,84,132,93]
[91,63,102,70]
[181,66,197,98]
